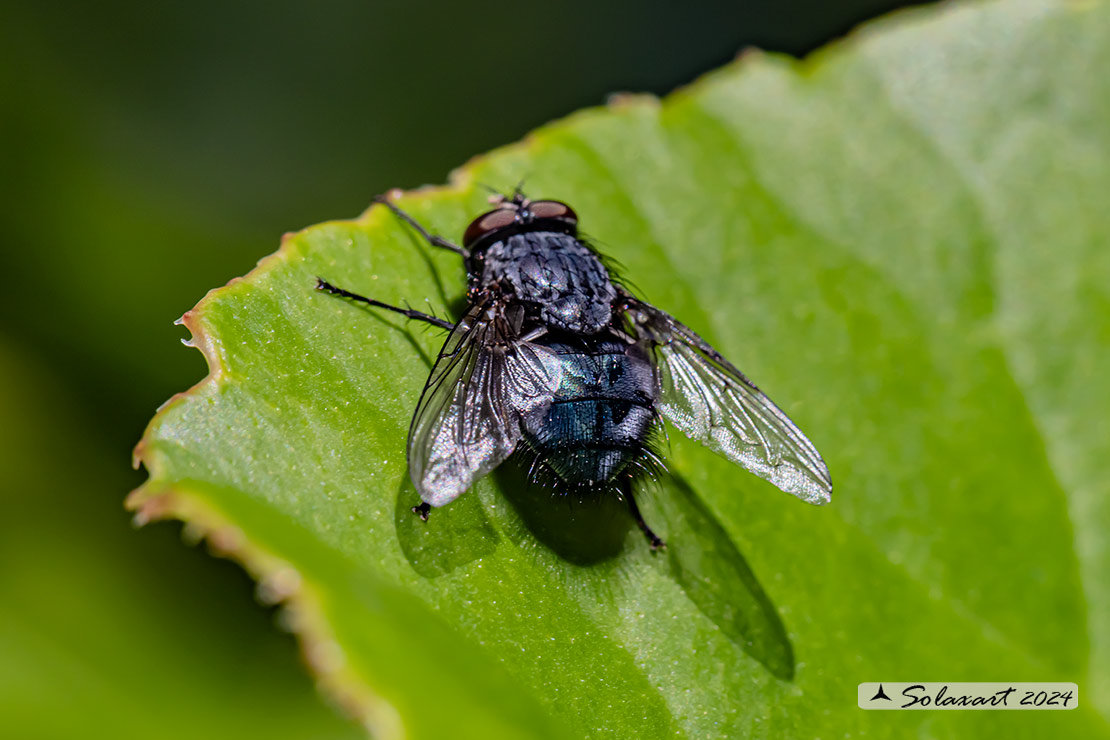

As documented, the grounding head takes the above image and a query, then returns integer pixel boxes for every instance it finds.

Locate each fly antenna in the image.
[510,175,531,204]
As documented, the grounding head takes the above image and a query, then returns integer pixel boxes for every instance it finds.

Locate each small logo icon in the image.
[870,684,892,702]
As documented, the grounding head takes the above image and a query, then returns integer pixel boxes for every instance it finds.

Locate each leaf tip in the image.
[605,91,660,110]
[733,45,766,63]
[131,438,145,470]
[257,565,304,605]
[126,487,175,527]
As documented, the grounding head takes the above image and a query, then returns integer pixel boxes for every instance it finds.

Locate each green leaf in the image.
[0,343,362,740]
[132,0,1110,737]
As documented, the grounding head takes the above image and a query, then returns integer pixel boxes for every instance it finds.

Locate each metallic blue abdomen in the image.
[522,337,656,488]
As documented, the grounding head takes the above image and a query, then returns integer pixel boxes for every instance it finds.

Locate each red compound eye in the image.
[529,200,577,224]
[462,208,518,248]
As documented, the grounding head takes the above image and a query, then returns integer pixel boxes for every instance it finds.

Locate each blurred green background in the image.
[0,1,926,735]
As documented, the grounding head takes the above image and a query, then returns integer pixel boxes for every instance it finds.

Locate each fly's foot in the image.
[412,502,431,521]
[625,492,665,551]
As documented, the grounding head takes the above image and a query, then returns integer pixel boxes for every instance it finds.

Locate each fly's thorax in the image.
[472,231,617,335]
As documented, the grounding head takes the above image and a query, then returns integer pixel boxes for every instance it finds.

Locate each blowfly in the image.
[316,190,832,549]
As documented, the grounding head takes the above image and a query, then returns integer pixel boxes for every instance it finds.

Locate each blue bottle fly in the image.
[317,191,832,548]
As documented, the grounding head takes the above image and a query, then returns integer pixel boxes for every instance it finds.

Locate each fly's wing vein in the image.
[626,298,832,503]
[407,302,560,506]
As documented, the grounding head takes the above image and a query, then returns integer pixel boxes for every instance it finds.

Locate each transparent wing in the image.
[407,302,561,506]
[626,299,832,503]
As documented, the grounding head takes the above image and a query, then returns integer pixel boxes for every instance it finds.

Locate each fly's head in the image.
[462,195,579,273]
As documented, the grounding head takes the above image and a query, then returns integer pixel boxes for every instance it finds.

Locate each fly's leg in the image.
[315,275,439,523]
[373,194,469,258]
[316,277,441,524]
[316,278,454,330]
[626,494,665,551]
